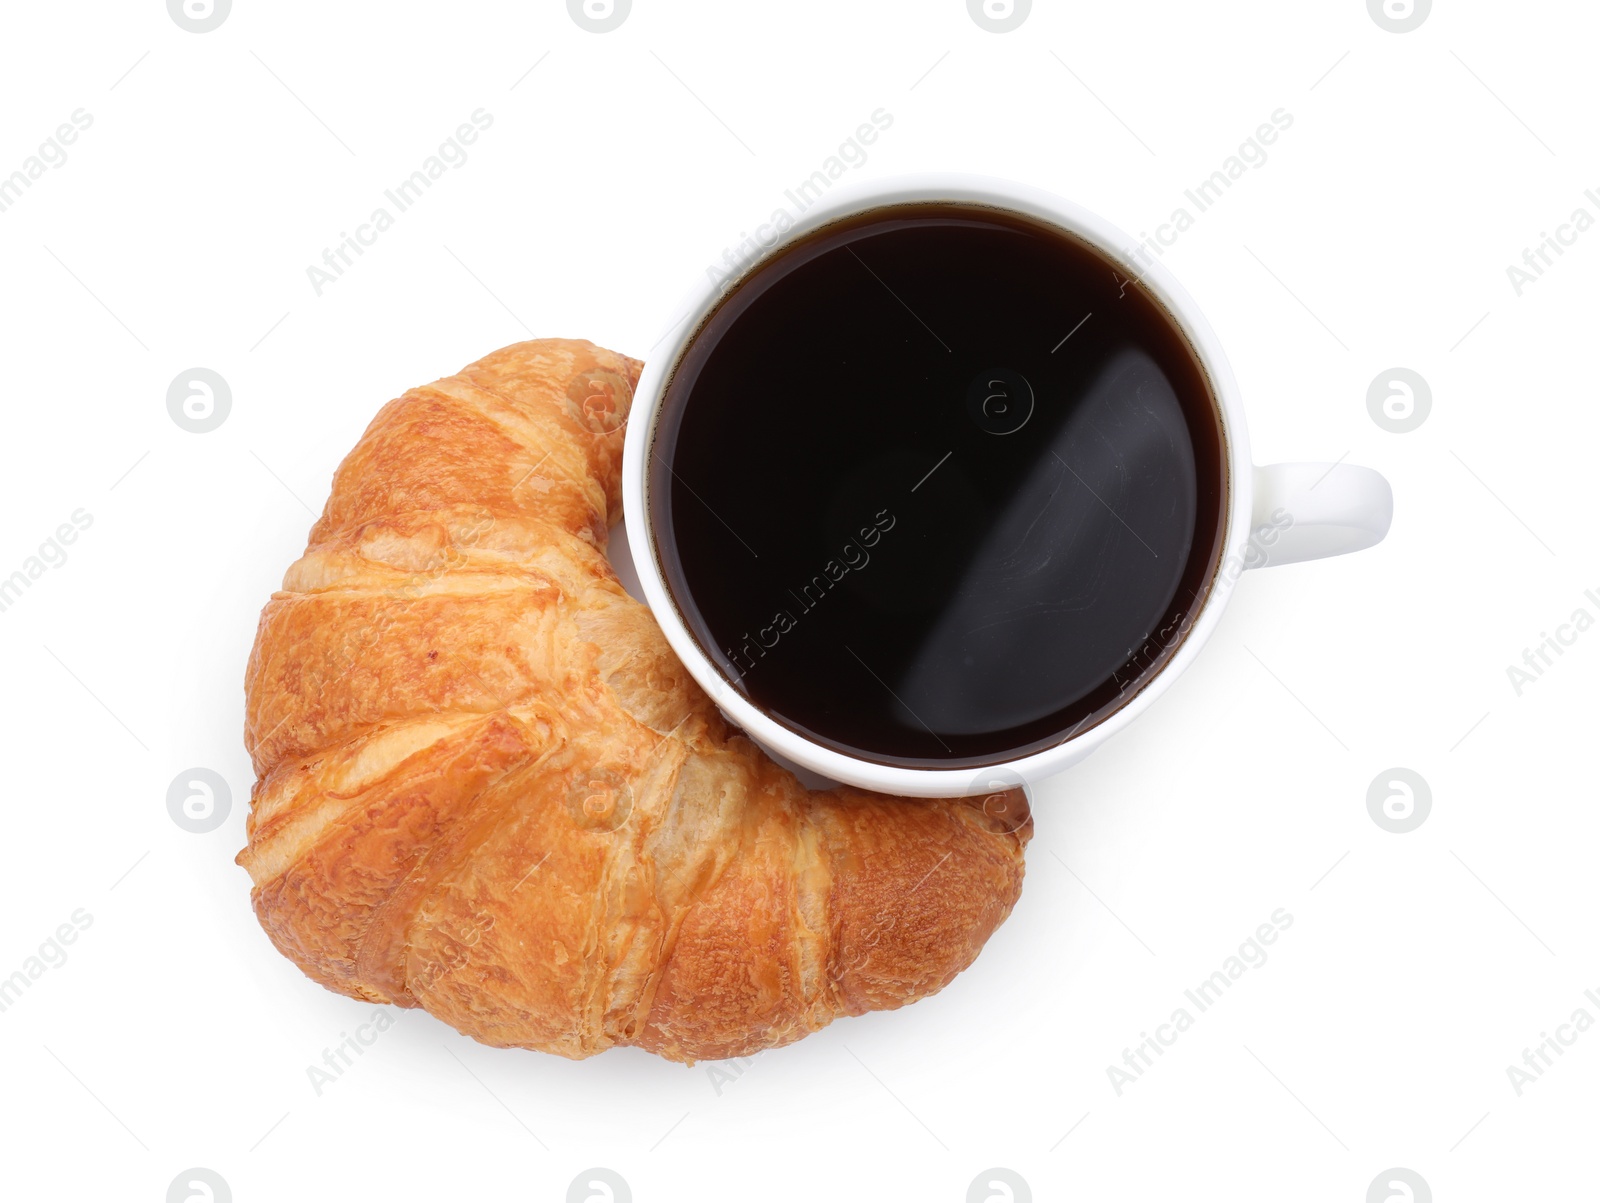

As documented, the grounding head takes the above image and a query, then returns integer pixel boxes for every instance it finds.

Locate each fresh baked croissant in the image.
[238,338,1031,1063]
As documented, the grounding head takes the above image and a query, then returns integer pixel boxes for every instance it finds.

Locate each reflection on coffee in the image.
[650,203,1227,768]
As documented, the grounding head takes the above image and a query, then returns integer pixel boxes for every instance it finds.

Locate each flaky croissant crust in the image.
[238,339,1030,1063]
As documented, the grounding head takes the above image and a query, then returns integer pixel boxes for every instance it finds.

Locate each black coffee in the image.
[649,203,1227,769]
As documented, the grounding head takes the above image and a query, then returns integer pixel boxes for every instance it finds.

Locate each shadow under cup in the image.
[647,202,1229,771]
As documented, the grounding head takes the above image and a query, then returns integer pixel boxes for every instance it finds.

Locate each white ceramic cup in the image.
[624,173,1392,798]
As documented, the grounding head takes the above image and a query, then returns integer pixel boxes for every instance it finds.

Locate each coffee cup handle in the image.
[1248,462,1393,568]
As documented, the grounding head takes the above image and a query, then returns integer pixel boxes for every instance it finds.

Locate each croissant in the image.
[238,338,1031,1063]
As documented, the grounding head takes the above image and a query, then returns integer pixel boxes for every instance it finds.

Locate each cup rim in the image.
[623,171,1255,797]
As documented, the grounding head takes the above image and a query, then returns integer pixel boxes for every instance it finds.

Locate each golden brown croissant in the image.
[238,338,1030,1063]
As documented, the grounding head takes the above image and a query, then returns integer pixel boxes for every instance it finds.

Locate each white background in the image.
[0,1,1594,1200]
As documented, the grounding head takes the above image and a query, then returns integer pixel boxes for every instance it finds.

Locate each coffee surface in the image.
[650,203,1226,768]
